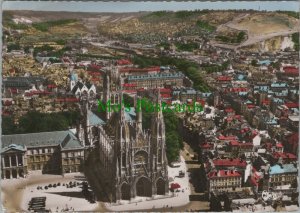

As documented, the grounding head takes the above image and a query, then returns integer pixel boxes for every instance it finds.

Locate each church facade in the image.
[80,72,169,202]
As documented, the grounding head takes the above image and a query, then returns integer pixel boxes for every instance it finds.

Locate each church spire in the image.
[136,96,143,133]
[119,91,125,123]
[156,88,163,119]
[104,71,111,120]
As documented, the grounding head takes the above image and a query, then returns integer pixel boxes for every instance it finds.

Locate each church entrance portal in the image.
[121,183,131,200]
[136,177,152,197]
[156,178,165,195]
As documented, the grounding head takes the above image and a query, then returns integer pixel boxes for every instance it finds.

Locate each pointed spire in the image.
[156,88,162,118]
[136,96,143,132]
[119,91,125,122]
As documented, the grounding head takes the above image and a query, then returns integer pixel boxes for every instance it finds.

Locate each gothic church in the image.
[79,72,169,202]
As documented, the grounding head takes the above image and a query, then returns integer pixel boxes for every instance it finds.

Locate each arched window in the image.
[158,149,162,163]
[122,153,126,168]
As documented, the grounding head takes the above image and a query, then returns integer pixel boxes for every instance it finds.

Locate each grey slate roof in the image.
[3,76,45,89]
[88,110,105,126]
[2,130,83,150]
[1,144,26,153]
[60,133,83,150]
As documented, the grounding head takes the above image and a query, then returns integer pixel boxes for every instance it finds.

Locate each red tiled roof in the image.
[230,88,248,92]
[89,64,102,69]
[262,99,270,105]
[29,91,53,95]
[230,141,240,146]
[120,66,160,73]
[285,102,299,108]
[122,90,137,94]
[226,117,233,122]
[218,135,238,140]
[88,71,102,76]
[161,94,171,98]
[123,83,137,87]
[217,76,232,81]
[208,170,241,178]
[200,143,213,149]
[3,100,13,106]
[225,108,234,113]
[213,159,247,167]
[247,104,255,109]
[196,99,206,106]
[154,88,171,93]
[2,111,11,116]
[273,152,297,160]
[47,84,57,88]
[117,59,132,65]
[283,66,298,75]
[230,141,253,147]
[250,177,259,186]
[10,88,18,94]
[239,142,253,147]
[276,143,283,148]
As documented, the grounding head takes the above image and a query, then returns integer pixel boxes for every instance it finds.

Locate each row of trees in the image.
[215,31,246,44]
[175,42,199,52]
[201,61,230,74]
[33,45,72,57]
[3,111,80,135]
[32,19,77,32]
[196,20,216,32]
[292,33,299,51]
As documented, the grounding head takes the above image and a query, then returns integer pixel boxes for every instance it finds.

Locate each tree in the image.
[166,131,180,162]
[2,116,18,135]
[17,111,78,133]
[237,31,246,43]
[223,192,232,211]
[291,178,298,189]
[292,33,299,51]
[7,43,21,52]
[251,59,258,67]
[210,193,222,211]
[270,61,281,70]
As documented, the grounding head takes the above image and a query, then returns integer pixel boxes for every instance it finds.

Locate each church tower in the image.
[103,71,112,120]
[151,92,167,169]
[136,97,143,134]
[150,91,169,195]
